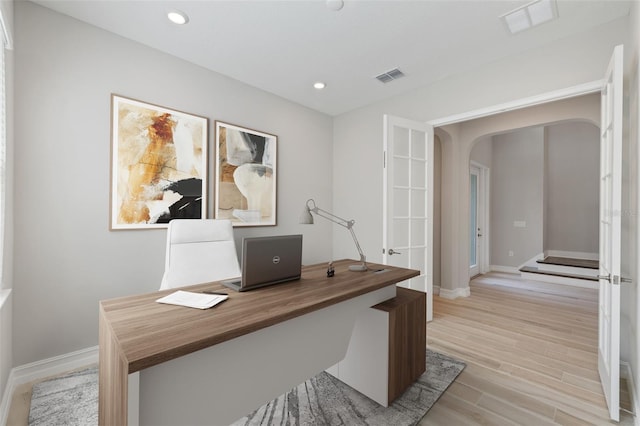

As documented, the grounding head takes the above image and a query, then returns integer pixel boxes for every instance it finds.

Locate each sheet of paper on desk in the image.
[156,290,228,309]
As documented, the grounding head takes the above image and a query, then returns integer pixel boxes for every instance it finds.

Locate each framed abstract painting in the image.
[110,95,208,230]
[215,121,277,227]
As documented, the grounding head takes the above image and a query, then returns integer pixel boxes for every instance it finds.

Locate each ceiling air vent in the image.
[375,68,405,84]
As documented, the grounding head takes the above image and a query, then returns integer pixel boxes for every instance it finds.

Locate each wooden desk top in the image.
[99,259,419,373]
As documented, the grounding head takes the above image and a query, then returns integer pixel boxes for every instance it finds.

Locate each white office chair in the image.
[159,219,241,290]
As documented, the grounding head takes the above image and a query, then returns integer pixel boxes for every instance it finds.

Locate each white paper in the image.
[156,290,228,310]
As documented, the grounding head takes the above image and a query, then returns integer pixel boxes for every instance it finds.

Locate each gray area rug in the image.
[28,367,98,426]
[29,350,464,426]
[232,349,465,426]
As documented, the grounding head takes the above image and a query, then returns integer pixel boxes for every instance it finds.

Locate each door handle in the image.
[388,249,402,255]
[598,274,633,284]
[477,233,483,237]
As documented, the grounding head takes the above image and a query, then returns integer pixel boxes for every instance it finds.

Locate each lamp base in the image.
[349,264,367,272]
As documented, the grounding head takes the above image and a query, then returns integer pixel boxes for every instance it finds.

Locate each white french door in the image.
[598,44,623,422]
[382,115,434,321]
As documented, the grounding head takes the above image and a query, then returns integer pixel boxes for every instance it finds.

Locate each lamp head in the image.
[299,199,315,224]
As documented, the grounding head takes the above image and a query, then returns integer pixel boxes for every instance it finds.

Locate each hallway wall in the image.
[544,121,600,257]
[491,127,545,267]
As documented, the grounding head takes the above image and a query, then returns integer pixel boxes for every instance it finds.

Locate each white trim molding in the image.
[428,80,603,127]
[439,286,470,299]
[0,346,98,425]
[470,161,491,275]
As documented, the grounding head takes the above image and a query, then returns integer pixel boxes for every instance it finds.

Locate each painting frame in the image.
[214,121,277,227]
[110,94,208,230]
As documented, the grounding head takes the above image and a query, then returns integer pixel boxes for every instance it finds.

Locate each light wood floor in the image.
[420,272,634,425]
[7,272,635,425]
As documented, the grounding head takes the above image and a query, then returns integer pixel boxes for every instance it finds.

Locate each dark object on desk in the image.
[327,262,335,277]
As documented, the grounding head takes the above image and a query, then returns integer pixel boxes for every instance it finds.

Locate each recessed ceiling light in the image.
[314,82,326,90]
[500,0,557,34]
[167,10,189,25]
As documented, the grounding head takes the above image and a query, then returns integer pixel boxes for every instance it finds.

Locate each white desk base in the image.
[127,285,396,426]
[326,306,390,406]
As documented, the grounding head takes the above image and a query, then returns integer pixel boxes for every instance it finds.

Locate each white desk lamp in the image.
[300,199,367,272]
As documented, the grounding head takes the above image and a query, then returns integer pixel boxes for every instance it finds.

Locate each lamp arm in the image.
[309,205,351,229]
[306,199,366,267]
[348,226,366,264]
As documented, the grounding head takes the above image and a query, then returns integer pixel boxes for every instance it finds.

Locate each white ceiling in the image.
[31,0,631,116]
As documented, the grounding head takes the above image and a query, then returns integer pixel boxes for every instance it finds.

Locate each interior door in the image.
[469,166,480,277]
[383,115,434,321]
[598,44,623,422]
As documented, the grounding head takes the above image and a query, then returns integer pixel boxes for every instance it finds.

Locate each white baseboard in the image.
[621,361,639,425]
[545,250,599,261]
[0,346,98,426]
[490,265,519,274]
[439,287,470,299]
[433,285,440,296]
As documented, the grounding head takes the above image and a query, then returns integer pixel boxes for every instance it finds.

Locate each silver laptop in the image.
[222,234,303,292]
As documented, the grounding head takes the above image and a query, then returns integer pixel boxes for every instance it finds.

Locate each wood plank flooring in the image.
[420,272,633,425]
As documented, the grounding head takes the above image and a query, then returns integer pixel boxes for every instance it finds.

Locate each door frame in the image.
[428,81,602,127]
[469,161,490,276]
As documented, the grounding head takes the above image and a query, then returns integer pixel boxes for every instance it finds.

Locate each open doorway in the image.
[432,92,601,295]
[467,119,600,284]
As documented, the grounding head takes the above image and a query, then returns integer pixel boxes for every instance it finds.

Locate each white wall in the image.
[544,121,600,256]
[12,2,334,366]
[490,127,545,267]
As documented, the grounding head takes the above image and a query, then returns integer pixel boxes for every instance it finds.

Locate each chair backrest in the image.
[159,219,241,290]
